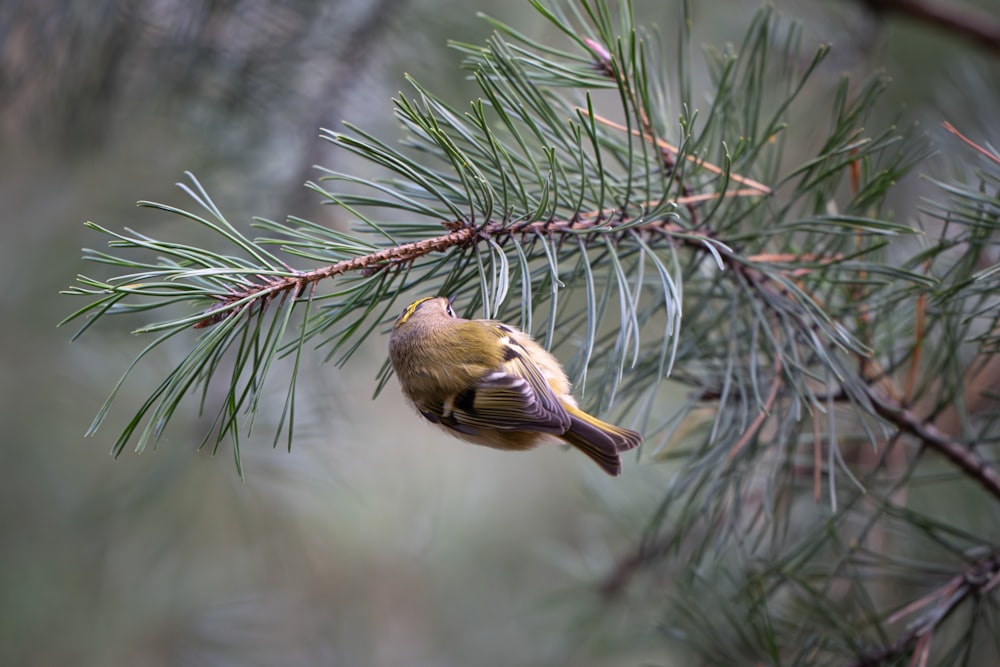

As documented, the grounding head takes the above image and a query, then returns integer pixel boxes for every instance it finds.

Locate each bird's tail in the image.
[561,405,642,476]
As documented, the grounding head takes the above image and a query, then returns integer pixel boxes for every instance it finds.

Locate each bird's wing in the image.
[442,329,570,436]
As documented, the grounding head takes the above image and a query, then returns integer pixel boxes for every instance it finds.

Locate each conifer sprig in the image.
[61,1,1000,664]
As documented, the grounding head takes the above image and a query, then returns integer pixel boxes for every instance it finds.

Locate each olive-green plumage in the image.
[388,296,642,475]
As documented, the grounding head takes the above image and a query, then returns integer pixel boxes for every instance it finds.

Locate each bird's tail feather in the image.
[562,406,642,476]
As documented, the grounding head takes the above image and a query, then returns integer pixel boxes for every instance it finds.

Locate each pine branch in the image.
[942,121,1000,166]
[847,551,1000,667]
[64,2,931,481]
[193,224,482,328]
[195,185,767,328]
[597,145,999,605]
[580,36,705,224]
[59,2,1000,664]
[858,0,1000,54]
[581,110,773,194]
[867,389,1000,501]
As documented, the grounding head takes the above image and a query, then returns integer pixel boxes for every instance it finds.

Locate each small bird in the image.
[388,296,642,475]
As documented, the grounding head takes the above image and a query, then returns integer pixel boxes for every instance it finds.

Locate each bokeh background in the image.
[3,0,998,665]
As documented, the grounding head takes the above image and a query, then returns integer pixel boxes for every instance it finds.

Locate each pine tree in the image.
[62,1,1000,663]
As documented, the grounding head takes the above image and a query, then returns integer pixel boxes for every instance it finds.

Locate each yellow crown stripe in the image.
[396,296,437,326]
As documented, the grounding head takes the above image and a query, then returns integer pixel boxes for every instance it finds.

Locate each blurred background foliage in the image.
[3,0,999,665]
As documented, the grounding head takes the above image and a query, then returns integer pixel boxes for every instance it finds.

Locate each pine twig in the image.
[858,0,1000,54]
[580,110,774,195]
[193,187,771,329]
[942,121,1000,166]
[866,388,1000,501]
[599,532,678,599]
[583,37,705,224]
[599,376,1000,599]
[193,224,480,328]
[846,551,1000,667]
[727,350,783,461]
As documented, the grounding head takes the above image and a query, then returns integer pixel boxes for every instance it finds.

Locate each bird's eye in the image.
[445,303,456,318]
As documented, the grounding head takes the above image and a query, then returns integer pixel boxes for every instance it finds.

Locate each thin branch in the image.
[932,353,1000,441]
[695,379,1000,500]
[859,0,1000,55]
[866,388,1000,501]
[599,372,1000,598]
[580,110,774,194]
[194,224,480,327]
[727,351,783,460]
[942,121,1000,166]
[846,551,1000,667]
[599,532,678,599]
[583,37,703,224]
[909,632,931,667]
[193,188,772,328]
